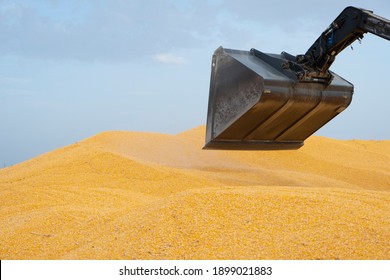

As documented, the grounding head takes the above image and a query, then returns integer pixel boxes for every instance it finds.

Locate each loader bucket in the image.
[204,47,354,150]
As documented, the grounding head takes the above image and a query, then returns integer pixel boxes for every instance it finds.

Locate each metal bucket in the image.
[204,47,354,150]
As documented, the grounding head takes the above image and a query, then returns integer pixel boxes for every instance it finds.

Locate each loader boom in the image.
[204,7,390,150]
[295,6,390,80]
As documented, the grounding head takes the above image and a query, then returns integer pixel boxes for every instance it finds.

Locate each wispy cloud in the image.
[1,0,389,62]
[153,53,188,64]
[0,0,221,62]
[0,77,32,84]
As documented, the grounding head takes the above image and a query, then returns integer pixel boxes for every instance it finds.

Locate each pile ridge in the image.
[0,126,389,259]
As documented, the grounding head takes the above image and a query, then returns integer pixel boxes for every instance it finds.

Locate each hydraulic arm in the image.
[293,6,390,81]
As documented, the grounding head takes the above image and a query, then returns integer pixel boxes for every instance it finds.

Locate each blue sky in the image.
[1,0,390,166]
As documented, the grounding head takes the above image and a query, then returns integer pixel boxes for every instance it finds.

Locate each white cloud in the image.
[0,77,32,84]
[153,53,189,64]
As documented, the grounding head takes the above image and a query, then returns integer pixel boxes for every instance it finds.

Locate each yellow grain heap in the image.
[0,126,389,259]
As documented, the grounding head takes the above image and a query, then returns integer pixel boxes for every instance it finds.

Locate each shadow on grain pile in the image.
[0,126,389,259]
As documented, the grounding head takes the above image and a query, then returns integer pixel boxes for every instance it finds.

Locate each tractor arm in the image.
[296,6,390,79]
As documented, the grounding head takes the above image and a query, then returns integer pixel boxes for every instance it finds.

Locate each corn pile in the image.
[0,126,389,259]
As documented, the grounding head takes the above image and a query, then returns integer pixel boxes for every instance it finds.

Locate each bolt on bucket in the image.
[204,47,354,150]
